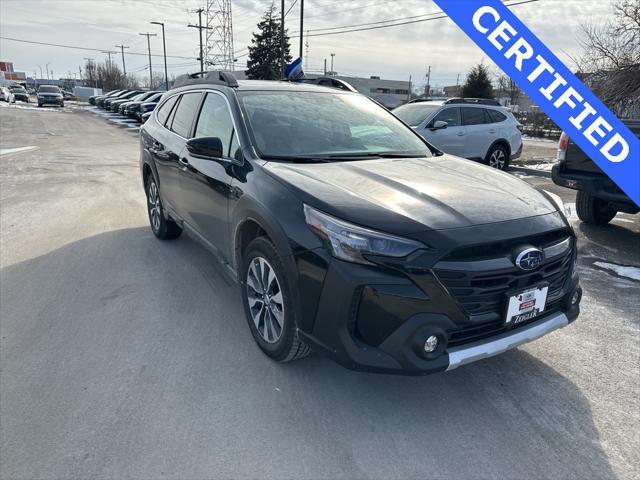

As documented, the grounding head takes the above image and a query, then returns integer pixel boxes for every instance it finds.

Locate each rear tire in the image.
[241,237,311,362]
[576,190,617,224]
[486,144,510,170]
[145,176,183,239]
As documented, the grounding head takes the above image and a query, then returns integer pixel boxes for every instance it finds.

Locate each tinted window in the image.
[431,107,461,127]
[194,93,235,155]
[488,109,508,123]
[156,95,179,126]
[462,107,488,126]
[39,86,60,93]
[393,103,440,126]
[170,93,202,137]
[238,91,431,158]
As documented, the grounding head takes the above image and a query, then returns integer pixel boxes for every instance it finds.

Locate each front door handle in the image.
[457,132,465,136]
[179,157,189,166]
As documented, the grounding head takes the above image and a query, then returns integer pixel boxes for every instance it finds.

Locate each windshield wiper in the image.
[261,155,332,163]
[326,152,428,159]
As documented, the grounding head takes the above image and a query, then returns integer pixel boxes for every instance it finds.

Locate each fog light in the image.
[571,290,580,305]
[424,335,439,353]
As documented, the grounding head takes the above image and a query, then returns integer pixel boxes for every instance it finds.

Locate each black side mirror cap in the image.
[186,137,224,159]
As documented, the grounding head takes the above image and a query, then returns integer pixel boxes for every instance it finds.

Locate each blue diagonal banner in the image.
[433,0,639,205]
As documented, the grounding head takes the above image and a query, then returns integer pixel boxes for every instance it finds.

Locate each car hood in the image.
[264,154,558,234]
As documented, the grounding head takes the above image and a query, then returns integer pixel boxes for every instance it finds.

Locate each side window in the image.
[194,92,236,156]
[431,107,461,127]
[488,109,507,123]
[156,95,179,126]
[170,92,202,138]
[462,107,488,126]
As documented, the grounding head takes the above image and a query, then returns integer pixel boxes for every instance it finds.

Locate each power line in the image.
[302,0,541,37]
[0,36,196,60]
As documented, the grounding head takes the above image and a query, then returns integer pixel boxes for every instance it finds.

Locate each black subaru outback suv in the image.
[140,71,581,375]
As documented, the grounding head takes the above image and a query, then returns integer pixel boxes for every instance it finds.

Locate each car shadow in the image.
[1,227,616,479]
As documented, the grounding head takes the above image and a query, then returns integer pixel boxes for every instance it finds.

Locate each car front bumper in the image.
[295,223,581,375]
[38,97,63,106]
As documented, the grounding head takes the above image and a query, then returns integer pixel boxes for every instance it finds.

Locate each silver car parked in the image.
[393,98,523,170]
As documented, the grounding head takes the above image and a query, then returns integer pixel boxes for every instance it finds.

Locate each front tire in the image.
[241,237,310,362]
[576,190,617,224]
[486,144,509,170]
[146,176,182,239]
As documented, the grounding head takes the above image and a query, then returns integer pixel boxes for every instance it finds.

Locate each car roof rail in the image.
[444,97,501,106]
[172,70,238,89]
[299,77,358,93]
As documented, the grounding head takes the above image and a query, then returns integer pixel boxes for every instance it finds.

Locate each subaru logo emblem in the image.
[515,248,544,271]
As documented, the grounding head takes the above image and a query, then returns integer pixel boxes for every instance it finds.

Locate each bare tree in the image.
[575,0,640,116]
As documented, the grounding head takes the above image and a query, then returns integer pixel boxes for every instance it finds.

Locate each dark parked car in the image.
[103,90,142,110]
[552,120,639,224]
[9,85,29,102]
[116,91,160,114]
[139,71,581,375]
[97,90,130,108]
[90,89,120,106]
[125,92,164,118]
[37,85,64,107]
[137,99,159,122]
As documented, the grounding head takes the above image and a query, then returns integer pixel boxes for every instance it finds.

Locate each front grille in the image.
[434,237,574,320]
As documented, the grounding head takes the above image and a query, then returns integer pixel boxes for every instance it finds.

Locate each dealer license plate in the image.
[505,286,549,326]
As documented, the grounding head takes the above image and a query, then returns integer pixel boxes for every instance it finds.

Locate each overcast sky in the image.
[0,0,615,88]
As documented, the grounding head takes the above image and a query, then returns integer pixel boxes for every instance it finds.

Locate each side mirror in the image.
[431,120,448,130]
[186,137,224,159]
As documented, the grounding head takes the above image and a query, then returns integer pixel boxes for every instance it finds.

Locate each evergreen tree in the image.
[462,63,494,98]
[245,4,292,80]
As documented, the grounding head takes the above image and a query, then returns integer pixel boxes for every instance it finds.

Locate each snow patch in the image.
[0,146,38,156]
[593,262,640,281]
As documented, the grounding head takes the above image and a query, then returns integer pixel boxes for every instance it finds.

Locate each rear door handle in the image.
[457,132,465,136]
[489,129,497,134]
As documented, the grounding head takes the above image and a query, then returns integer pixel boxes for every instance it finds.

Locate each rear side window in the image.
[169,93,202,138]
[488,109,508,123]
[432,107,461,127]
[194,92,235,156]
[156,95,179,126]
[462,107,489,126]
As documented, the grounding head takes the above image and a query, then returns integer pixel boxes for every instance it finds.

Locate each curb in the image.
[508,165,553,178]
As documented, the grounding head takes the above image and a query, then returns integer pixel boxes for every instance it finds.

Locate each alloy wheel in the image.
[246,257,285,343]
[148,181,161,232]
[489,149,507,169]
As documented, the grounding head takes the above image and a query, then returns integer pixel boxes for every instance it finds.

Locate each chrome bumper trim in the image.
[445,312,569,371]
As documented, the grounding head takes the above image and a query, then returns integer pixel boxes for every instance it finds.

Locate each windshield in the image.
[10,86,26,92]
[39,86,60,93]
[130,93,148,102]
[392,104,441,127]
[237,91,431,159]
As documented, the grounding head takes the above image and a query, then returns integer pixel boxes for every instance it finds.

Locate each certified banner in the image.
[433,0,640,205]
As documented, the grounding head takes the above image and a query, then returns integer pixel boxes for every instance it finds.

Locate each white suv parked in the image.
[393,98,523,170]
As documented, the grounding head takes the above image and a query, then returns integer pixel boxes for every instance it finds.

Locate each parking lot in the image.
[1,103,639,479]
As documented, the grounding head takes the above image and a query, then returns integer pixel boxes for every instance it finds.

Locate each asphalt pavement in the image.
[1,103,639,480]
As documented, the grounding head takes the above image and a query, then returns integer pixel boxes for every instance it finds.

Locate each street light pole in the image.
[139,32,157,88]
[151,21,169,90]
[299,0,304,59]
[280,0,285,77]
[46,62,51,80]
[330,53,335,75]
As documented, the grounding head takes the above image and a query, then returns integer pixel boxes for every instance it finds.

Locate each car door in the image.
[419,107,466,157]
[151,92,202,217]
[178,91,239,262]
[461,107,496,160]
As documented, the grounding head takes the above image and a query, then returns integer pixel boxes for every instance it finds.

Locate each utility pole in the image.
[455,73,460,96]
[46,62,51,80]
[36,64,43,79]
[280,0,285,77]
[407,74,412,102]
[84,57,96,87]
[425,65,431,97]
[151,22,169,90]
[102,51,115,65]
[305,30,309,67]
[189,8,211,73]
[78,66,83,85]
[139,32,157,88]
[323,58,327,75]
[115,44,129,76]
[330,53,335,75]
[299,0,304,59]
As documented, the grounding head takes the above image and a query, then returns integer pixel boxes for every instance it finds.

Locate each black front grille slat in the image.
[435,235,574,347]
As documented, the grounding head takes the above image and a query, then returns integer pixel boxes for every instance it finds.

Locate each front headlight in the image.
[304,205,425,265]
[544,190,571,219]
